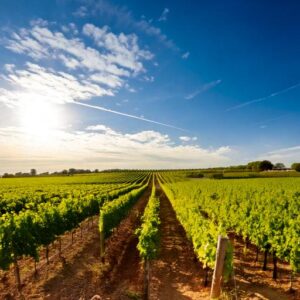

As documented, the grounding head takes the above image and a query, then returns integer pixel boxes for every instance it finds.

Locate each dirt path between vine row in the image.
[230,236,300,300]
[98,186,151,299]
[149,181,210,299]
[0,185,150,300]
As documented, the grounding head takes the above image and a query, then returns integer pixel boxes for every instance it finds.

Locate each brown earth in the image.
[228,235,300,300]
[149,181,210,299]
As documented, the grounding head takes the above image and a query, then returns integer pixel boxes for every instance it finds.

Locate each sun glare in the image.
[18,99,63,142]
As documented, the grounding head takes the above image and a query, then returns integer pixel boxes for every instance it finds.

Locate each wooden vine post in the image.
[14,259,21,291]
[210,235,228,299]
[144,259,150,300]
[99,211,105,261]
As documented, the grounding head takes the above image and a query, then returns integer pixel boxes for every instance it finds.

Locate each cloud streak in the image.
[179,136,197,142]
[74,101,186,131]
[185,79,222,100]
[258,145,300,164]
[226,82,300,111]
[158,8,170,22]
[182,51,190,59]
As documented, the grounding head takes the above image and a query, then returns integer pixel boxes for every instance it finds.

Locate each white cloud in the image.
[124,83,136,93]
[182,51,190,59]
[125,130,170,144]
[0,21,154,108]
[82,23,153,74]
[0,125,232,173]
[86,124,116,135]
[158,8,170,22]
[29,18,49,27]
[3,63,15,72]
[143,75,154,82]
[185,79,222,100]
[73,6,88,18]
[268,145,300,155]
[179,136,198,142]
[89,73,123,88]
[4,21,152,77]
[0,63,112,107]
[135,19,178,51]
[73,0,178,51]
[258,146,300,165]
[61,23,79,35]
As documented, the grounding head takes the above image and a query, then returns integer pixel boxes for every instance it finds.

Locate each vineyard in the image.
[0,171,299,299]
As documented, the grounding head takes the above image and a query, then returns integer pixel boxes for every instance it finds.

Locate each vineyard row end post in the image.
[210,235,228,299]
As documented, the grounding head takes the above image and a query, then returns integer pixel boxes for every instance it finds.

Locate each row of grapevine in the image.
[135,177,160,298]
[136,180,160,261]
[0,172,147,214]
[0,173,149,289]
[158,175,233,285]
[160,173,300,284]
[99,178,150,246]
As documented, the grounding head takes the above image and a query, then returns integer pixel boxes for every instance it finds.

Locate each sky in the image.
[0,0,299,173]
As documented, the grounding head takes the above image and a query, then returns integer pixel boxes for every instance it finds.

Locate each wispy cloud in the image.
[179,136,197,142]
[268,145,300,155]
[74,0,179,51]
[185,79,222,100]
[158,8,170,22]
[254,114,290,127]
[259,145,300,164]
[73,6,88,17]
[182,51,190,59]
[226,82,300,111]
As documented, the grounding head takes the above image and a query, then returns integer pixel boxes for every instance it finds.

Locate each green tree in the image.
[30,169,37,176]
[247,160,273,171]
[291,163,300,172]
[274,163,286,169]
[259,160,274,171]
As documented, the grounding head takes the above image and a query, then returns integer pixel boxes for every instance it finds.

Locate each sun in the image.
[18,99,63,141]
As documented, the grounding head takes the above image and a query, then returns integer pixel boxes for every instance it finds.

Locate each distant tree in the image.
[62,170,68,175]
[94,169,99,173]
[39,172,49,176]
[247,160,273,172]
[2,173,14,178]
[30,169,37,176]
[274,163,286,169]
[247,161,260,171]
[259,160,273,171]
[291,163,300,172]
[68,168,76,175]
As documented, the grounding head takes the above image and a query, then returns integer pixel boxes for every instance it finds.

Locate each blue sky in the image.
[0,0,299,172]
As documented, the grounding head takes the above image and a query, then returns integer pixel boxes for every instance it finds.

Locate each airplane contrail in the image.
[73,101,187,131]
[226,82,300,111]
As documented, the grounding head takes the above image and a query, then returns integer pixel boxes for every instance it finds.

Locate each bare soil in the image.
[98,185,151,299]
[149,181,210,299]
[228,235,300,300]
